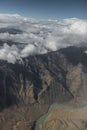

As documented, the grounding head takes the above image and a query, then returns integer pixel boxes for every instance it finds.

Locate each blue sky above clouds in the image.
[0,0,87,19]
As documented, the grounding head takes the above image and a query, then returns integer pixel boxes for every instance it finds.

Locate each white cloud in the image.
[21,44,38,57]
[0,43,20,63]
[0,14,87,63]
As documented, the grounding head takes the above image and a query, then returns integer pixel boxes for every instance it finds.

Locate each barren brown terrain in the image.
[35,104,87,130]
[0,104,48,130]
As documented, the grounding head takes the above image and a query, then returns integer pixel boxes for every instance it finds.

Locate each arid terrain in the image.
[1,46,87,130]
[0,104,48,130]
[35,104,87,130]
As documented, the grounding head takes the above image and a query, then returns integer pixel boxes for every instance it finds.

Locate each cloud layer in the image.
[0,14,87,63]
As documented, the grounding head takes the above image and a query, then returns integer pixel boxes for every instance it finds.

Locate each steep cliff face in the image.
[0,46,87,109]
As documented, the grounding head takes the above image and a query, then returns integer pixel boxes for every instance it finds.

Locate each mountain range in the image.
[0,45,87,130]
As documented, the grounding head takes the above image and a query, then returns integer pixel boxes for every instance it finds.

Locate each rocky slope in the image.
[0,46,87,129]
[0,46,87,108]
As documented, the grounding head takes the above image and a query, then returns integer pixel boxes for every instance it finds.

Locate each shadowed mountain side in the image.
[0,46,87,110]
[59,46,87,66]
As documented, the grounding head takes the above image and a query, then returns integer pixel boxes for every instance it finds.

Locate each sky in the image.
[0,0,87,19]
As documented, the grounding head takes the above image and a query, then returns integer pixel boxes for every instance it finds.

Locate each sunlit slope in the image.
[35,103,87,130]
